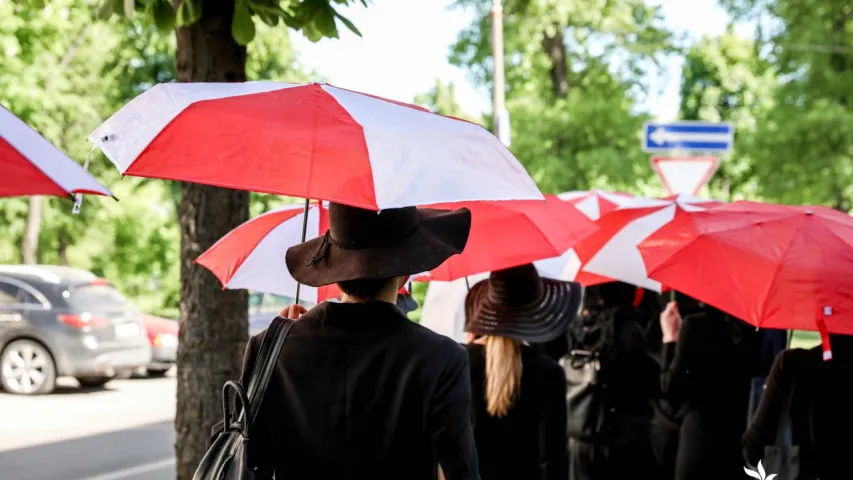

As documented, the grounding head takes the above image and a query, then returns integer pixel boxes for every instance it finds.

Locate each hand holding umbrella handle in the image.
[660,301,682,343]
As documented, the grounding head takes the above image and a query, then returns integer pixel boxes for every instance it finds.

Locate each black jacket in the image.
[214,301,479,479]
[465,343,568,480]
[743,345,853,480]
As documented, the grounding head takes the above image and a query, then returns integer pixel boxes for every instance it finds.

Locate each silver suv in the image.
[0,265,151,394]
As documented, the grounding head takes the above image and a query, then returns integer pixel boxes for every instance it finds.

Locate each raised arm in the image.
[742,349,804,466]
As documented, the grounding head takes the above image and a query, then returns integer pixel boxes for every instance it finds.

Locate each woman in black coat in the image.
[464,264,582,480]
[743,334,853,480]
[659,298,757,480]
[210,202,479,480]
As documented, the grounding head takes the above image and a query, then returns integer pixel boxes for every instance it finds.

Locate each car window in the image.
[0,282,18,306]
[67,284,134,311]
[0,281,40,307]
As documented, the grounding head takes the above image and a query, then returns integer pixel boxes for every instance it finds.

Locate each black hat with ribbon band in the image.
[286,202,471,287]
[465,263,583,343]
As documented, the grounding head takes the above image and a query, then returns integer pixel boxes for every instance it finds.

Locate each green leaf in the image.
[255,11,280,27]
[247,0,290,18]
[334,10,361,37]
[231,0,256,45]
[151,0,175,31]
[175,0,201,27]
[97,0,117,20]
[312,5,338,38]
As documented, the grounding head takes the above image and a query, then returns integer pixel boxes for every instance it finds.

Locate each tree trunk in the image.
[21,197,42,264]
[172,2,249,479]
[57,228,69,266]
[542,28,569,99]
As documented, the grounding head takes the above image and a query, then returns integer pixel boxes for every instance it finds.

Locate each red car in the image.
[141,314,178,377]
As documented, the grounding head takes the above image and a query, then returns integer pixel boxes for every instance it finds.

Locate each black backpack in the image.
[193,316,295,480]
[561,308,614,442]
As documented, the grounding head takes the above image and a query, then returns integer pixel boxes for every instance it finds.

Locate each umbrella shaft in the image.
[294,198,311,304]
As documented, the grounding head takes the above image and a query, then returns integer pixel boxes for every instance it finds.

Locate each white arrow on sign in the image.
[649,127,730,146]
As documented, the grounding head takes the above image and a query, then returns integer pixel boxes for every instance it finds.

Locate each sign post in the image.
[643,121,733,195]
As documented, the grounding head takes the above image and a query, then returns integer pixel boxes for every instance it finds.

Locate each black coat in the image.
[743,345,853,480]
[214,301,480,480]
[660,312,754,480]
[465,343,568,480]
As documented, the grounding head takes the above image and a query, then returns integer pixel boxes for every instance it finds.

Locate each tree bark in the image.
[20,197,42,264]
[542,28,569,99]
[172,2,250,479]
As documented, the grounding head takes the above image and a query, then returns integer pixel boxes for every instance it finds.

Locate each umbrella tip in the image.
[805,210,813,215]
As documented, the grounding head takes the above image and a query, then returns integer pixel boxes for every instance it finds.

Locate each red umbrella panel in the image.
[195,202,417,303]
[89,82,543,210]
[639,200,853,360]
[413,195,597,282]
[1,106,112,198]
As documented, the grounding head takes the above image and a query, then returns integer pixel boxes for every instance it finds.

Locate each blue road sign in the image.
[643,121,734,153]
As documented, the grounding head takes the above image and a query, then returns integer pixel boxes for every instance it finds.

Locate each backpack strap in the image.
[243,316,295,425]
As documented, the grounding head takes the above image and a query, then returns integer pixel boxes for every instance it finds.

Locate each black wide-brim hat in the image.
[465,263,583,343]
[286,202,471,287]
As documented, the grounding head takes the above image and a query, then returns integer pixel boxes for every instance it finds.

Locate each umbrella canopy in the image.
[89,82,543,210]
[412,195,597,282]
[568,194,724,290]
[195,202,422,302]
[1,106,112,198]
[532,190,635,279]
[557,189,634,221]
[639,201,853,345]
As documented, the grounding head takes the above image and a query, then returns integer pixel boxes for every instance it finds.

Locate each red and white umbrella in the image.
[566,194,724,291]
[1,106,112,198]
[533,190,634,279]
[557,189,634,221]
[89,82,542,210]
[195,203,423,303]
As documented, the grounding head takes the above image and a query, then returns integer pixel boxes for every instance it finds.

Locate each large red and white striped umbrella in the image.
[565,194,724,291]
[89,82,542,210]
[557,189,634,221]
[1,107,112,198]
[194,203,422,303]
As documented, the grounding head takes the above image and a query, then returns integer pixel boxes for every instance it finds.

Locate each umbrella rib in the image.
[754,219,803,329]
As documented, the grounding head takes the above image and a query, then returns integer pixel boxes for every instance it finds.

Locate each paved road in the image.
[0,375,176,480]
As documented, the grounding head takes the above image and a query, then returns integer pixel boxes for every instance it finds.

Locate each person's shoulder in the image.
[522,344,563,376]
[403,320,468,358]
[774,346,820,373]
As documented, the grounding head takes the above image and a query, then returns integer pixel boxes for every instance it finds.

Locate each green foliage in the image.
[678,29,776,200]
[94,0,366,45]
[413,79,483,123]
[449,0,675,195]
[720,0,853,210]
[1,0,312,316]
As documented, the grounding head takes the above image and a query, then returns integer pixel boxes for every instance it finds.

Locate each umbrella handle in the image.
[72,144,97,215]
[294,198,311,304]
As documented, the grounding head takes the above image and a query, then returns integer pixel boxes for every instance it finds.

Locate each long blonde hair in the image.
[483,335,522,417]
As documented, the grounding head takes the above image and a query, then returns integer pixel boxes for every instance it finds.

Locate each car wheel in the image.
[1,339,57,395]
[75,376,112,389]
[146,367,170,378]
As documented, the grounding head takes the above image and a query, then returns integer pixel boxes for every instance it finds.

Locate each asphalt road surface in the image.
[0,375,177,480]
